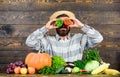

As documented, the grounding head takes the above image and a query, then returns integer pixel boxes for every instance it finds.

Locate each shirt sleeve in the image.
[81,24,103,49]
[25,26,48,50]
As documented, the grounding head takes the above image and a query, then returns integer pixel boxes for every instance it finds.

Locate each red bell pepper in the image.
[63,18,73,27]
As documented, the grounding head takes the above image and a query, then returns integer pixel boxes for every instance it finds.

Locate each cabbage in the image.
[85,60,99,72]
[72,67,80,73]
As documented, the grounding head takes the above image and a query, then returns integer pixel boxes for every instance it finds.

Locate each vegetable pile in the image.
[6,49,120,75]
[36,56,66,74]
[36,49,120,75]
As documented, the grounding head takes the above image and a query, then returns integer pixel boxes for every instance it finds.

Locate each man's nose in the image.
[60,24,67,28]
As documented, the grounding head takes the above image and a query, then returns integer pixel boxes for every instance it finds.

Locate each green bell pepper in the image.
[55,19,63,28]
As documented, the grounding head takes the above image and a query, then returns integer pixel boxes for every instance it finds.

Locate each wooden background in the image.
[0,0,120,73]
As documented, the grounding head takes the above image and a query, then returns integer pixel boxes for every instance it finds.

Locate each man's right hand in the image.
[45,19,58,30]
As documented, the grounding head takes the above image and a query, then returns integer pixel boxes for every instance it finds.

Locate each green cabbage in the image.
[85,60,100,72]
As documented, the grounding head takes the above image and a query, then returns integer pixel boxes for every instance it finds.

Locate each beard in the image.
[56,26,70,36]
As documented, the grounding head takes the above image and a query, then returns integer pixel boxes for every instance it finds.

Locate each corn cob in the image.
[103,69,120,75]
[91,63,110,75]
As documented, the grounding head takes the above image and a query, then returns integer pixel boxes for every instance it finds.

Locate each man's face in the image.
[56,17,70,36]
[56,24,70,36]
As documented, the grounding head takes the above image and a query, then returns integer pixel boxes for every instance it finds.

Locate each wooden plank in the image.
[0,36,120,51]
[0,0,120,11]
[0,37,32,51]
[97,41,120,49]
[0,57,25,64]
[0,11,120,24]
[0,50,30,57]
[0,64,7,73]
[0,24,39,37]
[0,51,35,64]
[116,52,120,71]
[78,11,120,25]
[0,0,120,3]
[0,24,120,38]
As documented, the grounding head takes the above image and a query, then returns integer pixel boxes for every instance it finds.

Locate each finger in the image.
[50,19,58,25]
[69,25,73,27]
[69,17,76,20]
[51,18,57,22]
[53,26,58,28]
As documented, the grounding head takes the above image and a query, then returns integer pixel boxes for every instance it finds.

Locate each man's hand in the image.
[69,18,84,28]
[45,19,58,30]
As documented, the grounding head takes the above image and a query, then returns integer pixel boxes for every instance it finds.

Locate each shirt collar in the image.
[56,33,71,41]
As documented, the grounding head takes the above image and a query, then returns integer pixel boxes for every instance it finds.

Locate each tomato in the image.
[14,67,21,74]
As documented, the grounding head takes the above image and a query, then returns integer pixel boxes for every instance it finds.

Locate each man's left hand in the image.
[69,18,84,28]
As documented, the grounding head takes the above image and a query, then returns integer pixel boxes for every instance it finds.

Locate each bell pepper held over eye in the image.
[63,18,73,27]
[55,19,63,28]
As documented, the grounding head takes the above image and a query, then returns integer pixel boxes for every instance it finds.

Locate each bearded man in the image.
[26,10,103,62]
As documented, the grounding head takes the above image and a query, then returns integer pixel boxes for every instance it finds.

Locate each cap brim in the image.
[50,10,75,20]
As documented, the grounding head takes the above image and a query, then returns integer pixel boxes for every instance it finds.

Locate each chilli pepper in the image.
[55,19,63,28]
[63,18,73,27]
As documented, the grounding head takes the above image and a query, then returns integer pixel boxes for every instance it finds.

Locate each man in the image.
[26,10,103,62]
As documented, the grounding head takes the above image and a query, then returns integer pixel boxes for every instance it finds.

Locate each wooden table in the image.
[0,74,120,77]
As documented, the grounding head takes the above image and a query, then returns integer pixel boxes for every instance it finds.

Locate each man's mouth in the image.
[56,27,70,36]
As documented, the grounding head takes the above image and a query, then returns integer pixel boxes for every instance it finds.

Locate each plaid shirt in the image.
[26,25,103,62]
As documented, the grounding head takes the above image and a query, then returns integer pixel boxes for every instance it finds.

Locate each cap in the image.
[50,10,75,20]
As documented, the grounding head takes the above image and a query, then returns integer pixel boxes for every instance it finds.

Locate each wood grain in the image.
[0,0,120,11]
[0,37,120,51]
[0,37,33,51]
[0,11,119,24]
[0,24,120,38]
